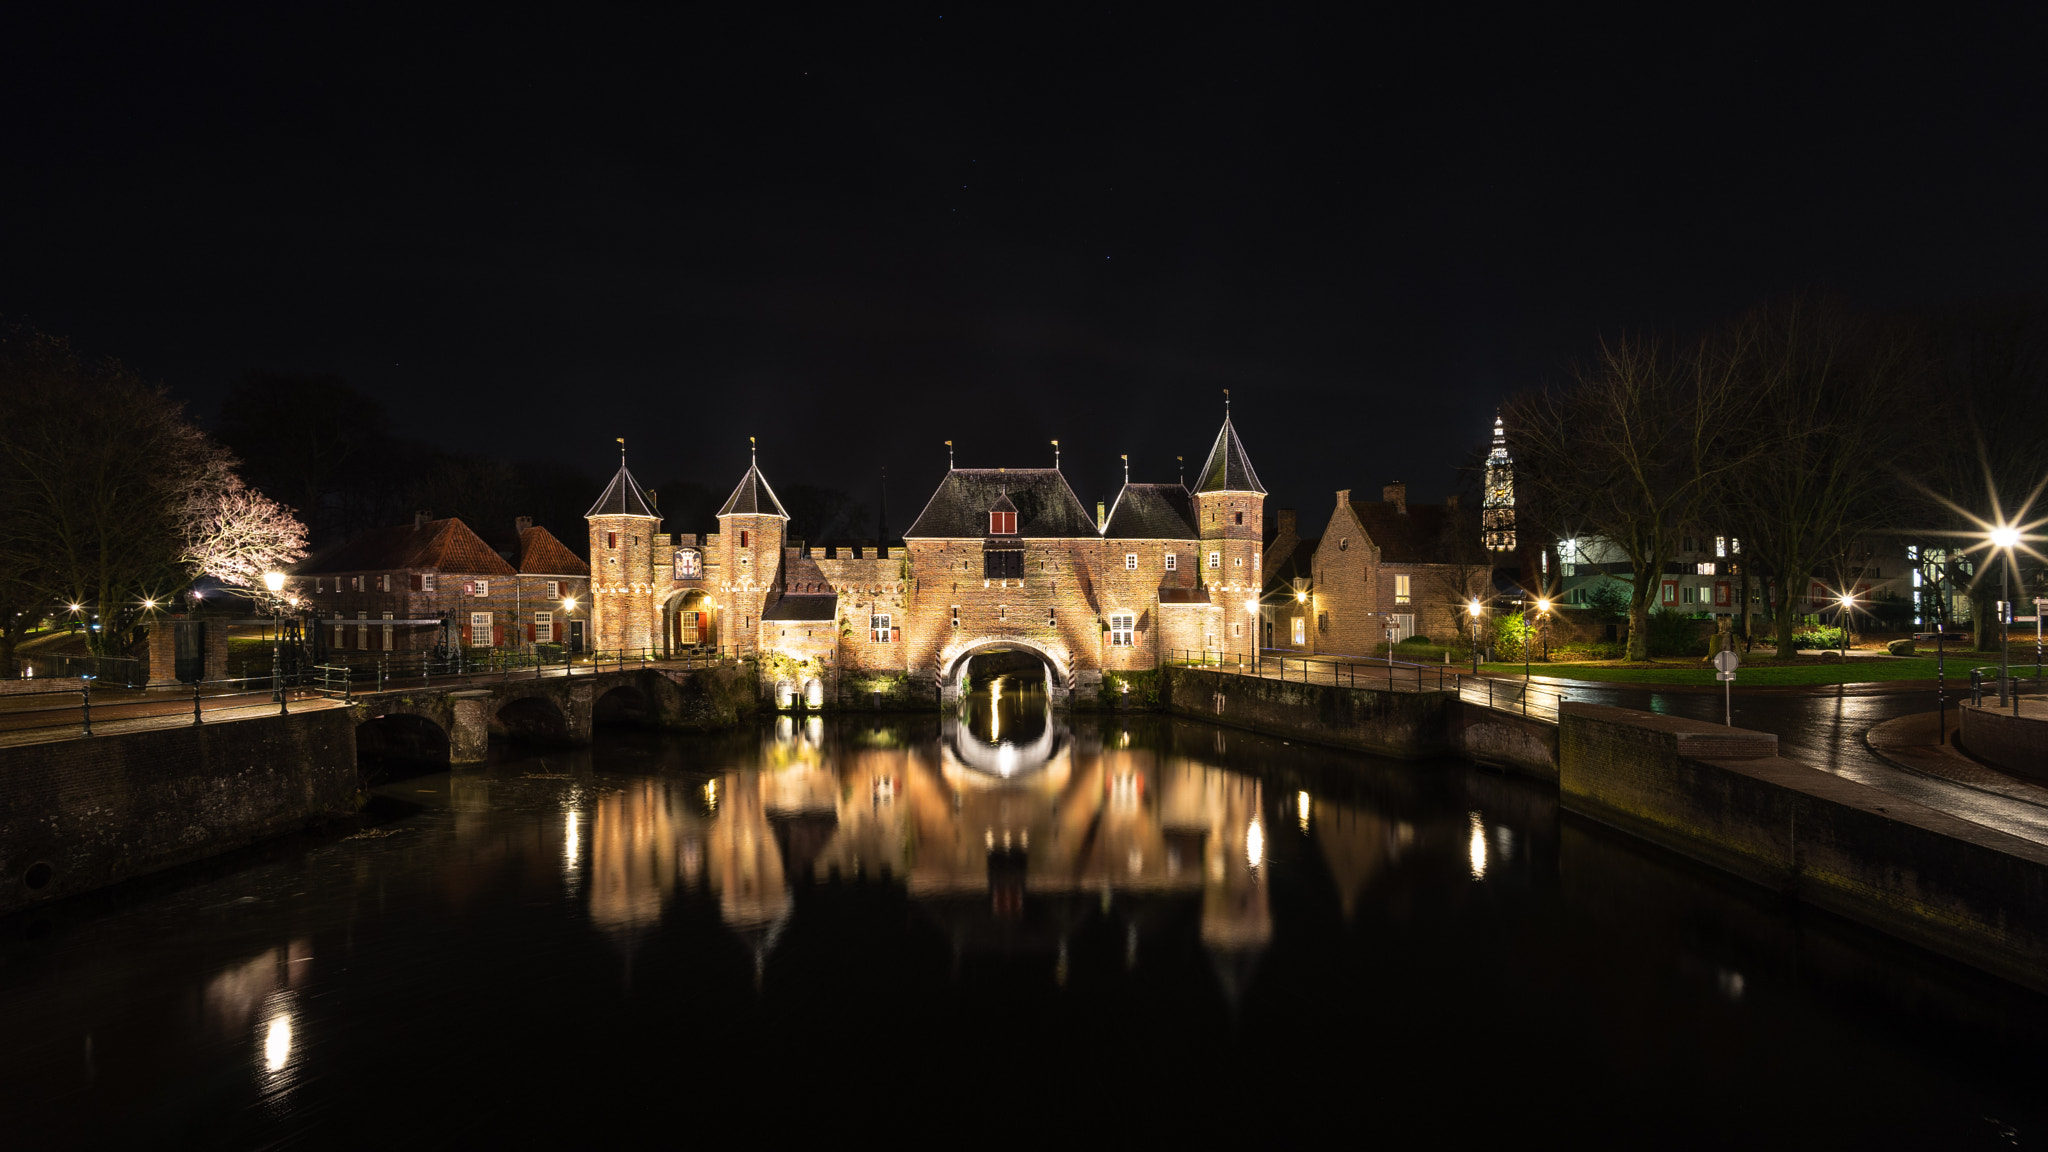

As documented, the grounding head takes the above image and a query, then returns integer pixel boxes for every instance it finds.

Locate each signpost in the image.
[1936,630,1947,744]
[1713,649,1739,726]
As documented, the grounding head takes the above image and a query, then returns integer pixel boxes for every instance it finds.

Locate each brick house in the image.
[1260,508,1319,651]
[587,414,1267,703]
[1293,483,1492,656]
[291,513,590,654]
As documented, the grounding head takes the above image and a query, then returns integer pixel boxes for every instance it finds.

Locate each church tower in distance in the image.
[1482,411,1517,553]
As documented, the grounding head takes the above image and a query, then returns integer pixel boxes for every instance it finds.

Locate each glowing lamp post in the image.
[1468,598,1484,675]
[263,571,288,712]
[1837,592,1853,660]
[1992,525,2019,706]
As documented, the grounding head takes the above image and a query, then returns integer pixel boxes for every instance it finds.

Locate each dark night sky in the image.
[5,5,2045,533]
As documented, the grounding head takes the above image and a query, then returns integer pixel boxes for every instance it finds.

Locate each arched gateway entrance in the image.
[937,638,1073,706]
[663,589,718,655]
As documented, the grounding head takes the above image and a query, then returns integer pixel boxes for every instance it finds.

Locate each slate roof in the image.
[763,594,839,622]
[293,518,516,577]
[1349,500,1455,564]
[513,526,590,577]
[717,462,790,519]
[586,463,659,519]
[904,468,1098,539]
[1103,483,1197,539]
[1193,416,1266,494]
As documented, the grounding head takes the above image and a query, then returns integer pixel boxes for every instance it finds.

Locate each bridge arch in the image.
[495,695,573,746]
[356,712,451,768]
[594,683,651,728]
[937,638,1072,698]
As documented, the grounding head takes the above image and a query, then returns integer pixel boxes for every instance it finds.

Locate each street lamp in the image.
[263,571,287,712]
[1992,524,2020,705]
[1469,598,1484,674]
[1530,597,1551,677]
[1837,592,1853,660]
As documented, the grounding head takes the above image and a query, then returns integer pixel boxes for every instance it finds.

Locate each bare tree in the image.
[181,476,311,594]
[1717,298,1919,657]
[1509,334,1760,662]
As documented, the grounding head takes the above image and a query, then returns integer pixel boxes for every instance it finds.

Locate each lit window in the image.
[422,573,436,593]
[1208,551,1221,569]
[989,509,1017,534]
[470,611,492,648]
[545,580,560,599]
[1109,612,1135,647]
[1696,562,1715,575]
[1292,617,1305,645]
[870,613,893,642]
[1715,536,1727,558]
[535,610,554,643]
[1394,574,1410,604]
[315,578,324,593]
[475,579,490,597]
[1126,553,1138,570]
[1732,538,1741,554]
[1165,553,1177,571]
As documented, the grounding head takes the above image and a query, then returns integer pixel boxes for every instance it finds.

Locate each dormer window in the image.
[989,510,1017,535]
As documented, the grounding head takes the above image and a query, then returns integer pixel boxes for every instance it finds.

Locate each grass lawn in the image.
[1483,653,2019,687]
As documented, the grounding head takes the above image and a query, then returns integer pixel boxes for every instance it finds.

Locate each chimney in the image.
[1097,501,1107,532]
[1336,489,1351,508]
[1276,509,1297,537]
[514,515,533,534]
[414,510,433,529]
[1384,482,1407,514]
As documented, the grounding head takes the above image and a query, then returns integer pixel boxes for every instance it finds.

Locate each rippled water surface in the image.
[3,676,2044,1146]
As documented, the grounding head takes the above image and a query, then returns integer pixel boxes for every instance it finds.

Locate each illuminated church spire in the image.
[1482,410,1516,553]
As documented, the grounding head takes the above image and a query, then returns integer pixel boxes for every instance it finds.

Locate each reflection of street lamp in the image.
[263,571,287,711]
[1992,525,2019,704]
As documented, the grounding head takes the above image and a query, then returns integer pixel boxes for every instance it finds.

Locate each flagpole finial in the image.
[945,440,954,468]
[1052,439,1060,469]
[1223,387,1230,412]
[1121,453,1129,482]
[616,437,626,465]
[749,435,756,463]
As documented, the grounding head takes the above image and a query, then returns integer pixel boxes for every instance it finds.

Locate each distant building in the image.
[292,513,590,652]
[1481,412,1516,554]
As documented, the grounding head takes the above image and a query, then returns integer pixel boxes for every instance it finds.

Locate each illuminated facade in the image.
[1481,412,1516,554]
[586,413,1267,705]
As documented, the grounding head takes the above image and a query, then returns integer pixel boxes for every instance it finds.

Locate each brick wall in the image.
[0,710,358,914]
[1163,666,1455,758]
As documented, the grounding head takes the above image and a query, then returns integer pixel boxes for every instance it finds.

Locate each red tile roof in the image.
[514,526,590,577]
[293,518,516,577]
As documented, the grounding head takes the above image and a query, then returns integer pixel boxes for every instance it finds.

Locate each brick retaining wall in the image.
[0,710,358,915]
[1163,666,1454,758]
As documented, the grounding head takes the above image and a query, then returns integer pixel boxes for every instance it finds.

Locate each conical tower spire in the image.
[587,440,659,518]
[1193,408,1266,495]
[717,443,790,519]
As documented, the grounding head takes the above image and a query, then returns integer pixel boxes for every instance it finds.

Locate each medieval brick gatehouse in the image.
[586,414,1268,704]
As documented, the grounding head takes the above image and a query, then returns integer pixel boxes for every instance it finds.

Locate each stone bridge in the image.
[349,663,753,764]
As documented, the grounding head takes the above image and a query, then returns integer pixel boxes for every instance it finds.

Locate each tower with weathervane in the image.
[1190,395,1267,650]
[586,440,662,652]
[714,438,789,658]
[1481,411,1516,554]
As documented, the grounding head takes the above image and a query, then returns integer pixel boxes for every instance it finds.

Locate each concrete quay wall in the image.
[0,710,358,916]
[1162,666,1457,759]
[1958,702,2048,779]
[1559,701,2048,995]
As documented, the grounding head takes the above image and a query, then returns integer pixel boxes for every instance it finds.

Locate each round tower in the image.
[714,442,790,657]
[585,443,661,653]
[1191,408,1268,622]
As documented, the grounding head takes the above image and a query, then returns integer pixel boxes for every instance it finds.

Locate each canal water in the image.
[2,672,2044,1146]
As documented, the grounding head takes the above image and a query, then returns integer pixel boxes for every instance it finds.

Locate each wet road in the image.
[1549,680,2048,845]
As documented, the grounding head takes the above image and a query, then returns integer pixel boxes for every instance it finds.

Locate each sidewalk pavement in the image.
[1865,709,2048,812]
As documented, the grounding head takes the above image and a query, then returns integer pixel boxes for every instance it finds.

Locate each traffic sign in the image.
[1712,650,1740,673]
[1716,671,1736,681]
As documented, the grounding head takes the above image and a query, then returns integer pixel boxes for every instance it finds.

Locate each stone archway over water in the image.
[938,638,1072,705]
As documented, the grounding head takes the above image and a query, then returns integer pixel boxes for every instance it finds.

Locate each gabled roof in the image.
[717,461,789,519]
[1348,499,1455,565]
[514,526,590,577]
[586,463,659,519]
[293,518,516,577]
[1194,416,1265,495]
[1103,483,1197,539]
[905,468,1098,539]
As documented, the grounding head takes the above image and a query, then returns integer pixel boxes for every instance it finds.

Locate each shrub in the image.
[1492,614,1533,662]
[1396,634,1431,647]
[1792,624,1846,650]
[1645,608,1707,657]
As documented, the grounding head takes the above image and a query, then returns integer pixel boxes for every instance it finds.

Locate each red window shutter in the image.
[410,573,422,591]
[494,624,504,646]
[526,622,535,642]
[891,627,901,643]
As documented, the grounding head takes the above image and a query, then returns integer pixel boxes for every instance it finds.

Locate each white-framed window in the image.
[470,611,493,647]
[1208,551,1220,569]
[1165,553,1177,571]
[1292,617,1306,645]
[545,580,560,599]
[674,550,701,579]
[535,611,554,643]
[1391,613,1415,642]
[1109,612,1135,647]
[871,613,893,642]
[1394,574,1411,604]
[422,572,436,593]
[1125,553,1138,570]
[474,579,490,597]
[1696,562,1716,576]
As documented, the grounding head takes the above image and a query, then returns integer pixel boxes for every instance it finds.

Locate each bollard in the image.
[193,680,203,726]
[81,678,94,736]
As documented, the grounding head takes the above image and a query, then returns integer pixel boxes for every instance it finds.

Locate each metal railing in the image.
[1457,674,1565,722]
[1967,666,2043,710]
[1,653,143,687]
[0,673,321,740]
[1165,649,1457,692]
